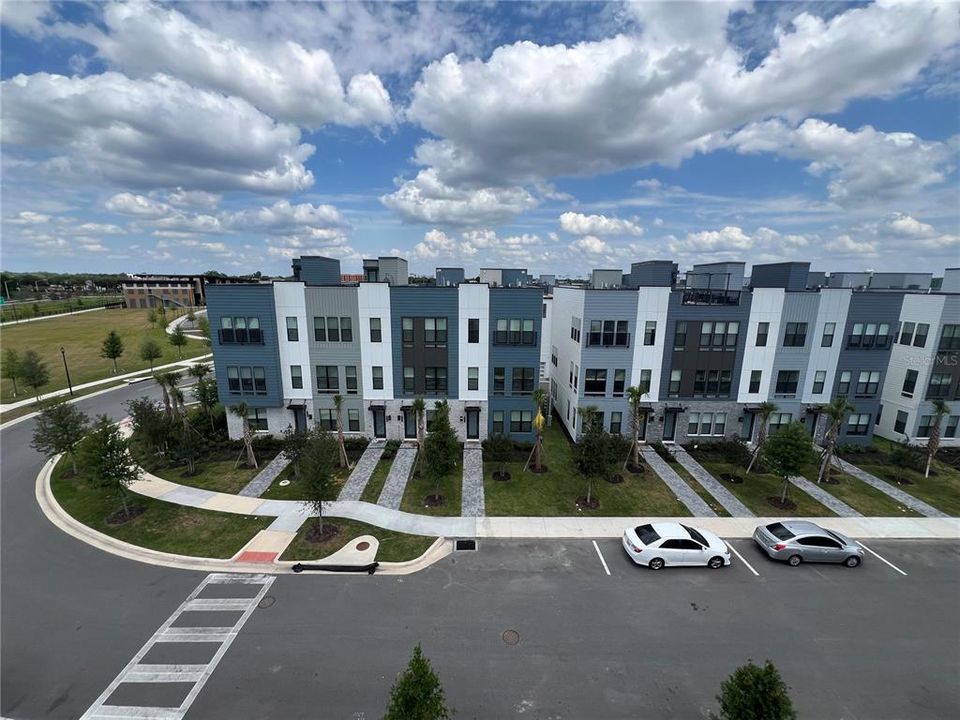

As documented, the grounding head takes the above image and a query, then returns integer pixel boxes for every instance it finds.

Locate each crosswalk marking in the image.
[81,573,275,720]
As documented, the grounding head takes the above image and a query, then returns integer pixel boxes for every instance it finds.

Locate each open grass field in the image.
[0,295,122,323]
[51,455,271,558]
[483,423,691,516]
[0,308,206,403]
[279,517,436,563]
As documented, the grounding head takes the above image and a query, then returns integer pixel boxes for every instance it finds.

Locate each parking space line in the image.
[592,540,611,575]
[725,542,760,577]
[857,541,908,576]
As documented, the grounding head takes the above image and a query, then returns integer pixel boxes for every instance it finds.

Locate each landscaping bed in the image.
[260,462,350,501]
[400,467,462,516]
[279,518,436,563]
[50,455,271,558]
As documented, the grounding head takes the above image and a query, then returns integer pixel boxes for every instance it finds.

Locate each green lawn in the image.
[400,464,462,516]
[51,456,271,558]
[0,308,206,403]
[279,517,436,563]
[797,466,922,517]
[360,458,392,503]
[484,423,690,516]
[260,462,351,501]
[1,295,123,323]
[694,456,835,516]
[152,458,262,495]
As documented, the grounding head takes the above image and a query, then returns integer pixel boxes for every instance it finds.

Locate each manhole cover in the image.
[356,541,371,551]
[502,630,520,646]
[258,596,276,609]
[278,479,291,487]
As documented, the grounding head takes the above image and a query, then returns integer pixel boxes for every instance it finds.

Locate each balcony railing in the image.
[586,333,631,348]
[491,331,538,346]
[681,288,741,306]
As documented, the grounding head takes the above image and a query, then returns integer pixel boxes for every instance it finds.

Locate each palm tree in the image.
[625,385,646,470]
[925,399,951,478]
[531,387,547,471]
[158,371,184,418]
[817,396,855,483]
[154,372,172,417]
[746,401,778,475]
[230,402,258,469]
[333,394,350,469]
[186,362,211,381]
[412,396,426,476]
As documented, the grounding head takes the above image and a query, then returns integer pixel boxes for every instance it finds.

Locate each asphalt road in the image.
[2,383,959,719]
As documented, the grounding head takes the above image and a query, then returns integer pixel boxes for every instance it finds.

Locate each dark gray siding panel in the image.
[751,262,811,291]
[207,284,283,408]
[489,288,544,440]
[297,257,341,285]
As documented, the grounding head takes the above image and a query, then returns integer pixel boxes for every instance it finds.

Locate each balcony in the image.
[218,329,264,345]
[585,332,631,348]
[681,288,741,306]
[491,330,538,346]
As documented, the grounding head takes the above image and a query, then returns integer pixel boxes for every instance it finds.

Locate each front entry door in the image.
[293,406,306,432]
[741,412,755,441]
[372,407,386,438]
[663,411,677,442]
[403,409,417,439]
[466,408,479,439]
[638,412,648,441]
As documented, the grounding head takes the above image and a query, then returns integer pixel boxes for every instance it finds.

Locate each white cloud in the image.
[381,169,538,226]
[0,0,54,37]
[79,242,108,253]
[2,72,315,193]
[559,212,643,236]
[887,213,937,238]
[166,188,222,210]
[571,235,611,254]
[105,193,169,217]
[8,211,51,224]
[825,234,878,255]
[414,229,457,259]
[226,200,346,234]
[670,226,755,253]
[75,223,124,236]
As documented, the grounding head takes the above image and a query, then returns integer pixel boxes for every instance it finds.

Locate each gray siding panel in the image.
[305,287,363,425]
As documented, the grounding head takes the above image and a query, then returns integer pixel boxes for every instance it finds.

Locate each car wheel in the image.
[844,556,861,568]
[708,556,724,569]
[787,554,802,567]
[648,557,665,571]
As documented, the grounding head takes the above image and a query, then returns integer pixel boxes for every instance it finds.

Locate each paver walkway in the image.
[462,444,485,517]
[640,447,716,516]
[832,457,949,518]
[239,452,291,497]
[338,440,386,501]
[670,447,754,517]
[788,475,861,517]
[378,443,417,510]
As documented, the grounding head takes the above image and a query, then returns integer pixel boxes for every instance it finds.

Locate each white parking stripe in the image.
[592,540,611,575]
[857,541,908,576]
[725,542,760,577]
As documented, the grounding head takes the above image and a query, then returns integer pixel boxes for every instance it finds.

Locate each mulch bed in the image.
[606,474,624,484]
[529,465,549,474]
[625,463,645,475]
[721,473,744,484]
[492,470,512,482]
[305,522,341,544]
[766,497,797,511]
[106,505,146,526]
[424,494,446,507]
[576,496,600,510]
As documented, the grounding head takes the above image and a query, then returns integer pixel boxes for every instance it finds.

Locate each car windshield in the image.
[825,530,847,545]
[682,525,708,546]
[635,524,660,545]
[765,522,795,540]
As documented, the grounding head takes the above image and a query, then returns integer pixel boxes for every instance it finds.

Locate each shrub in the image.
[382,439,401,459]
[650,441,676,462]
[713,660,795,720]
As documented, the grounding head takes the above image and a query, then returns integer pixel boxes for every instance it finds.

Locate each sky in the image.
[1,0,958,278]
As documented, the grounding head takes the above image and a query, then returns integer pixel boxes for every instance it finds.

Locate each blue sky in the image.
[1,1,958,277]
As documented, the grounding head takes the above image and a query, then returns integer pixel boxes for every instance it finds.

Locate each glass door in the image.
[403,408,417,439]
[372,407,386,438]
[663,411,677,442]
[466,409,479,439]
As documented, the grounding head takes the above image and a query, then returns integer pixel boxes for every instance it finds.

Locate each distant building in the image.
[436,267,465,287]
[122,274,207,308]
[340,273,364,284]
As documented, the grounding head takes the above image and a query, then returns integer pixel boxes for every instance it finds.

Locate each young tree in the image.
[281,424,310,480]
[713,660,796,720]
[20,348,50,402]
[230,402,258,469]
[146,308,158,328]
[531,387,547,471]
[746,401,778,475]
[126,397,176,462]
[574,406,614,507]
[101,330,125,373]
[301,430,337,535]
[412,396,426,477]
[168,325,188,359]
[625,385,647,469]
[763,422,817,507]
[423,400,459,503]
[139,338,163,371]
[31,399,90,474]
[2,347,23,397]
[192,377,219,433]
[197,316,211,347]
[186,309,196,323]
[78,415,142,519]
[171,424,204,476]
[486,433,513,480]
[156,371,183,419]
[817,396,855,484]
[384,643,451,720]
[925,399,951,478]
[333,394,350,469]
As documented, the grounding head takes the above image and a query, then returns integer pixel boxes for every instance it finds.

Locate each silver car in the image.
[753,520,864,567]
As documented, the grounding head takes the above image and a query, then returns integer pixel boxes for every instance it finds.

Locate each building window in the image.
[551,346,558,367]
[286,316,299,342]
[584,369,607,396]
[494,367,505,395]
[714,413,727,436]
[574,365,579,390]
[913,323,929,348]
[468,367,479,391]
[403,366,414,393]
[644,321,656,346]
[941,325,960,351]
[227,366,240,394]
[240,366,253,393]
[928,373,952,398]
[838,371,851,395]
[848,322,889,348]
[425,367,448,394]
[768,412,792,435]
[856,371,880,396]
[369,317,382,343]
[345,366,358,394]
[610,411,623,435]
[339,317,352,342]
[248,408,268,432]
[348,408,360,432]
[252,367,266,395]
[749,370,761,394]
[468,318,479,343]
[756,322,769,347]
[371,366,384,390]
[613,369,626,396]
[674,321,687,349]
[725,322,740,347]
[543,303,547,318]
[901,369,918,398]
[510,410,532,433]
[523,319,535,345]
[424,317,447,345]
[316,409,335,431]
[513,367,535,394]
[899,321,915,345]
[894,410,908,434]
[570,316,581,343]
[945,415,959,439]
[568,362,574,387]
[402,317,414,345]
[326,317,340,342]
[316,366,338,392]
[821,322,835,347]
[588,319,629,346]
[687,412,700,436]
[639,369,652,394]
[917,415,933,438]
[847,413,870,436]
[668,369,682,397]
[314,316,326,342]
[775,370,799,396]
[699,322,713,348]
[220,316,262,344]
[783,322,807,347]
[812,370,826,394]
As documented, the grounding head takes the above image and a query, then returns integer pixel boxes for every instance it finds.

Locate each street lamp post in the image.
[60,346,74,397]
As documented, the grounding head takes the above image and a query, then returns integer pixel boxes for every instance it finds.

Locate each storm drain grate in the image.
[502,630,520,646]
[455,539,477,551]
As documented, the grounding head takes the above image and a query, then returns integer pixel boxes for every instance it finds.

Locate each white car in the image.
[622,522,731,570]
